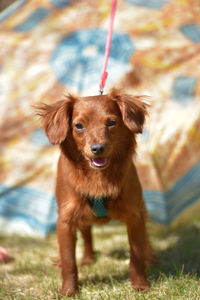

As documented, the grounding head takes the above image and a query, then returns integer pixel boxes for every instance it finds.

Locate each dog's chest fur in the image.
[60,150,133,200]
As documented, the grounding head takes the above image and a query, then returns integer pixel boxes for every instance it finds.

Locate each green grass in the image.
[0,218,200,300]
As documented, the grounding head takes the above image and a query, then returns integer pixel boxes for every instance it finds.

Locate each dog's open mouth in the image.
[90,157,108,169]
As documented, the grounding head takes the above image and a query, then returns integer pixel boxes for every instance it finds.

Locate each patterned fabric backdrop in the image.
[0,0,200,236]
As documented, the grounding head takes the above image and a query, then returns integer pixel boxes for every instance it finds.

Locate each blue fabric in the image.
[14,7,50,32]
[50,0,71,8]
[180,23,200,43]
[172,76,197,104]
[0,185,57,236]
[29,129,51,147]
[127,0,168,9]
[50,28,135,91]
[141,129,150,140]
[0,0,26,23]
[144,162,200,225]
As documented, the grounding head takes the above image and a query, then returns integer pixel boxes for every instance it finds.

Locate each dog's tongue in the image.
[92,157,107,167]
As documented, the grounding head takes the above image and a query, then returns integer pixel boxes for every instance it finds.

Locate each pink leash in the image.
[99,0,117,95]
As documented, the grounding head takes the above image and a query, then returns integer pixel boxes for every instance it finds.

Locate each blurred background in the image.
[0,0,15,11]
[0,0,200,236]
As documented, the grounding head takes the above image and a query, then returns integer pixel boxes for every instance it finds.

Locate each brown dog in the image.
[37,89,152,296]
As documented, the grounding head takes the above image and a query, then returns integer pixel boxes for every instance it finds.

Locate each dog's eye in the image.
[74,123,84,131]
[106,120,116,127]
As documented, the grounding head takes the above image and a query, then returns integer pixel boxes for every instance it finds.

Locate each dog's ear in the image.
[35,94,75,145]
[110,90,149,134]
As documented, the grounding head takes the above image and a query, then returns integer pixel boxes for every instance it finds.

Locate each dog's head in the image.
[37,90,148,170]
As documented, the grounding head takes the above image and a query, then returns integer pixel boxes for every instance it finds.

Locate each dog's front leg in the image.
[57,217,78,296]
[80,225,95,265]
[127,216,150,291]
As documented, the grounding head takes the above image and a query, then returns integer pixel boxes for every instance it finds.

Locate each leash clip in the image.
[99,87,104,95]
[99,71,108,95]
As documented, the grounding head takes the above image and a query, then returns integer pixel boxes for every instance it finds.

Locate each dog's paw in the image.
[60,279,79,297]
[131,279,150,291]
[80,255,95,266]
[60,286,79,297]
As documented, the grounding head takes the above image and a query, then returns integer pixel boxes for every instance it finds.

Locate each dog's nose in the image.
[91,143,105,155]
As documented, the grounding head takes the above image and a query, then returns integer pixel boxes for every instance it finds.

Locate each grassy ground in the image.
[0,218,200,300]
